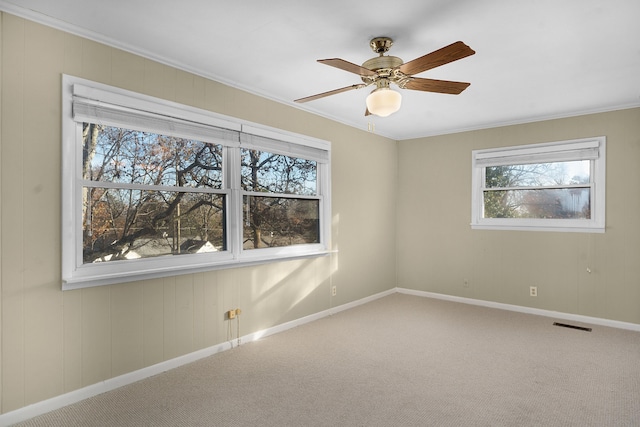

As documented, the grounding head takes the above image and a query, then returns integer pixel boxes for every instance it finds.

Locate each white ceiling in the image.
[2,0,640,140]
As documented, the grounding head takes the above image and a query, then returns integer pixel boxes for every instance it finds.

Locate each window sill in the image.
[62,250,330,290]
[471,223,605,233]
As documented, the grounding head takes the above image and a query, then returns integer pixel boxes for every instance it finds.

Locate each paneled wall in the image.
[397,108,640,324]
[4,10,639,417]
[0,13,398,413]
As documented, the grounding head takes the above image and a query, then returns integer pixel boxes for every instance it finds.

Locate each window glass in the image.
[243,196,319,249]
[241,149,317,195]
[484,160,590,188]
[84,189,225,262]
[483,188,590,220]
[84,124,223,188]
[240,149,320,250]
[81,123,226,264]
[483,160,591,220]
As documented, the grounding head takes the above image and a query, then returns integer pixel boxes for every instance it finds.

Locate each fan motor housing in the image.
[361,56,404,84]
[362,55,403,72]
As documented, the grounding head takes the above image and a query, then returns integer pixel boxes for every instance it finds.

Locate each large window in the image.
[471,137,605,232]
[62,76,330,289]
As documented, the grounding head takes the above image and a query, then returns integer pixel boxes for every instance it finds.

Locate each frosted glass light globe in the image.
[366,88,402,117]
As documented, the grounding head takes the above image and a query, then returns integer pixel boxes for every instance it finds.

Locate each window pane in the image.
[483,188,590,219]
[83,188,225,263]
[83,123,223,189]
[243,196,319,249]
[485,160,590,188]
[241,149,317,195]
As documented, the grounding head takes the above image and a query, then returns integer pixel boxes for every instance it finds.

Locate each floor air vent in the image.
[553,322,592,332]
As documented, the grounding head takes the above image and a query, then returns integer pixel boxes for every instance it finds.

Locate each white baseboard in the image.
[397,287,640,332]
[0,288,395,426]
[7,285,634,426]
[242,287,396,343]
[0,341,232,427]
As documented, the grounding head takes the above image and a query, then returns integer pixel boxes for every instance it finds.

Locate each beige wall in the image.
[397,108,640,324]
[0,14,397,413]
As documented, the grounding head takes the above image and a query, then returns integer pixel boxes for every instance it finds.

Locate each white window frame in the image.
[62,75,331,289]
[471,137,606,233]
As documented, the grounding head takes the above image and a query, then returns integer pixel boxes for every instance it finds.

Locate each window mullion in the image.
[226,146,243,258]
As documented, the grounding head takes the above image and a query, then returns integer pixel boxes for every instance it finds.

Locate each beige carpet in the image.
[14,293,640,426]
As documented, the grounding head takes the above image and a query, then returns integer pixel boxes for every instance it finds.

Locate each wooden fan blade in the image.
[403,77,470,95]
[294,84,367,103]
[318,58,377,77]
[399,41,475,76]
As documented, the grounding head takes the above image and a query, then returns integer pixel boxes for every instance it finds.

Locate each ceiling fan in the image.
[294,37,475,117]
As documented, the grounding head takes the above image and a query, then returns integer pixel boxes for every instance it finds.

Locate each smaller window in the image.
[471,137,606,232]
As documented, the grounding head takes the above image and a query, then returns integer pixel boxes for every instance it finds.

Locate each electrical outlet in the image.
[331,286,337,297]
[530,286,538,297]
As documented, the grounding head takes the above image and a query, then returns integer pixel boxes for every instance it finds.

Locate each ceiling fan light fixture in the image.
[366,87,402,117]
[295,39,475,117]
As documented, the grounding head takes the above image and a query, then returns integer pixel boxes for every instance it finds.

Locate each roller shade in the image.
[72,84,240,145]
[474,139,601,167]
[71,82,329,162]
[240,132,329,163]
